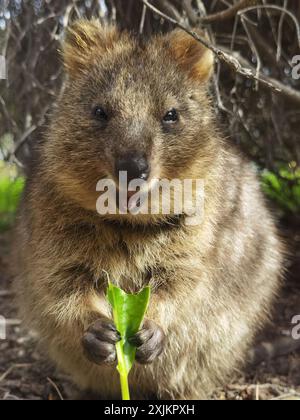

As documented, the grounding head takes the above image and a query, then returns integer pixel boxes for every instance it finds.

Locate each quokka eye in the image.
[93,106,108,121]
[163,108,179,123]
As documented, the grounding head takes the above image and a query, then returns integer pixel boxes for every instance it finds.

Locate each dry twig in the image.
[141,0,300,99]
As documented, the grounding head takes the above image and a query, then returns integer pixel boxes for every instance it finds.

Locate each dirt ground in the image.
[0,226,300,401]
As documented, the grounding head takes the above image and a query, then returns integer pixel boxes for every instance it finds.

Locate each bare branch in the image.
[238,5,300,48]
[139,4,147,34]
[221,47,300,104]
[141,0,292,96]
[201,0,260,24]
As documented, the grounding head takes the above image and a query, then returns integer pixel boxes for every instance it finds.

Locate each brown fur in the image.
[13,20,284,399]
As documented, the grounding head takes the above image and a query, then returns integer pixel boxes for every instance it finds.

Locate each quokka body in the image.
[14,20,284,399]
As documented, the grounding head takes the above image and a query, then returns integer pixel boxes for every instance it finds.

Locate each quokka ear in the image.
[166,29,214,82]
[62,19,119,77]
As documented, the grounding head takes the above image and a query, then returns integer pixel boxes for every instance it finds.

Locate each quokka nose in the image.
[115,154,150,182]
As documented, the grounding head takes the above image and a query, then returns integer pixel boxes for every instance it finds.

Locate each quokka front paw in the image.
[82,318,120,365]
[128,319,166,364]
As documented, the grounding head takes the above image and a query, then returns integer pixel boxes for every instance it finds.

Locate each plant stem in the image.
[116,340,131,400]
[120,372,130,401]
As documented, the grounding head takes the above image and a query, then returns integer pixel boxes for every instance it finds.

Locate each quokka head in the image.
[44,19,217,222]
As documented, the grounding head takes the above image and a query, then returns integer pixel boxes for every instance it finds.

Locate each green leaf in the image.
[262,171,282,193]
[107,282,151,400]
[0,175,24,232]
[261,166,300,215]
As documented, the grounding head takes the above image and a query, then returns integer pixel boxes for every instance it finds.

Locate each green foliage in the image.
[261,164,300,214]
[107,282,151,400]
[0,165,24,231]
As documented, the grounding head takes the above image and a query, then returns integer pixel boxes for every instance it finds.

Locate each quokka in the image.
[14,20,284,399]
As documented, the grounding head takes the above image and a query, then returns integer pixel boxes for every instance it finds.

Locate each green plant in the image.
[107,282,151,400]
[0,175,24,231]
[261,164,300,215]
